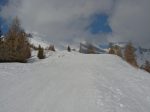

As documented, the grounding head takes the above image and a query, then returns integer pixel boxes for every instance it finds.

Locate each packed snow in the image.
[0,51,150,112]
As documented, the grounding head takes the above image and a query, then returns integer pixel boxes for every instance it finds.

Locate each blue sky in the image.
[0,0,8,6]
[0,17,9,34]
[0,0,9,34]
[89,14,112,34]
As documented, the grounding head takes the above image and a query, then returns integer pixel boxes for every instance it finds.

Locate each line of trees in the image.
[0,17,31,63]
[109,42,138,67]
[108,42,150,73]
[0,17,149,73]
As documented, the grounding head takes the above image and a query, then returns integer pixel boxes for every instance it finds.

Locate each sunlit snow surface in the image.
[0,51,150,112]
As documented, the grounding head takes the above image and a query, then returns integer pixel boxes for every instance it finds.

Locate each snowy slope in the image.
[106,42,150,66]
[0,52,150,112]
[28,32,50,48]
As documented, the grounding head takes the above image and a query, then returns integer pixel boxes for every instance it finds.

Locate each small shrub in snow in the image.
[67,46,71,52]
[37,45,45,59]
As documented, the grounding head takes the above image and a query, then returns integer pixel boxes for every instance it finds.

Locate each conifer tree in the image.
[0,16,31,62]
[67,46,71,52]
[124,42,138,67]
[37,45,45,59]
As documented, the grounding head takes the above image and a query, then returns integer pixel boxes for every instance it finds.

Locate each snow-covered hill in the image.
[27,32,150,67]
[106,42,150,66]
[27,31,50,48]
[0,51,150,112]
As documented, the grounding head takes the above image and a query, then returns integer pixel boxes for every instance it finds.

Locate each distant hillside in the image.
[79,42,106,54]
[106,42,150,66]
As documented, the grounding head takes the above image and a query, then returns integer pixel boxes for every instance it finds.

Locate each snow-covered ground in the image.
[0,51,150,112]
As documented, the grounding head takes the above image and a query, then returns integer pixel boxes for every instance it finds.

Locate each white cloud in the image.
[1,0,150,48]
[109,0,150,48]
[0,0,113,48]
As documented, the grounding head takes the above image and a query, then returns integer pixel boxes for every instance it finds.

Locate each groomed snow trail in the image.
[0,51,150,112]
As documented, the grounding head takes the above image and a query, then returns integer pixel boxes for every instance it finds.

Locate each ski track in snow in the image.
[0,51,150,112]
